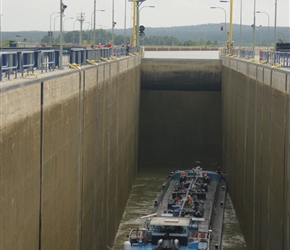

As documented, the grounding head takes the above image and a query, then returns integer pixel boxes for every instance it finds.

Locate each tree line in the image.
[1,23,288,47]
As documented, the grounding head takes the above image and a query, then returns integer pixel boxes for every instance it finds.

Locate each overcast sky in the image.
[0,0,289,32]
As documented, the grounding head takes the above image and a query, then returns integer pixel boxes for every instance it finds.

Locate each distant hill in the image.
[1,23,288,47]
[1,31,51,44]
[114,23,289,46]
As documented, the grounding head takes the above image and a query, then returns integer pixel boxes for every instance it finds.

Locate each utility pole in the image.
[77,12,85,45]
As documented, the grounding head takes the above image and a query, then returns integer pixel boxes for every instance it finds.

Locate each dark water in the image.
[222,196,248,250]
[112,168,247,250]
[112,168,169,249]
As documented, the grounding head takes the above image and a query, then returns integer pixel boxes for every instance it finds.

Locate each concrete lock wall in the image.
[0,55,141,250]
[222,57,290,250]
[139,58,223,170]
[141,58,221,91]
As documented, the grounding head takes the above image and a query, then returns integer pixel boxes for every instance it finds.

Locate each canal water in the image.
[112,51,247,249]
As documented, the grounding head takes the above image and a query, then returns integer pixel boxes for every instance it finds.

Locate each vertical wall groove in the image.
[93,66,98,250]
[266,69,273,249]
[39,81,44,250]
[77,71,83,250]
[80,71,86,249]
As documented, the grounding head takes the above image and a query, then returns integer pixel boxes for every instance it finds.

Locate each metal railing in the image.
[221,48,290,68]
[0,52,18,81]
[20,51,35,77]
[0,46,139,81]
[40,50,55,73]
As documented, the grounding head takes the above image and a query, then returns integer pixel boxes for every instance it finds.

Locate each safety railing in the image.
[0,51,18,81]
[274,52,290,68]
[40,50,55,73]
[70,48,87,65]
[86,49,102,61]
[20,51,35,77]
[100,48,112,59]
[0,46,139,81]
[222,48,290,68]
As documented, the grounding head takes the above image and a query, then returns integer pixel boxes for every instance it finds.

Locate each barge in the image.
[123,167,227,250]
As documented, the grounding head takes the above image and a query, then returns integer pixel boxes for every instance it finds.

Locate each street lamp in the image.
[139,5,154,23]
[239,0,243,50]
[112,0,116,45]
[0,0,2,49]
[54,15,61,36]
[210,7,227,44]
[91,8,105,46]
[136,1,152,47]
[139,5,154,45]
[59,0,67,70]
[63,17,74,33]
[50,11,59,46]
[256,11,270,48]
[220,0,233,51]
[124,0,127,44]
[274,0,278,51]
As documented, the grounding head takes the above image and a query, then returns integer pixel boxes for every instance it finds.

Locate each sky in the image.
[0,0,289,33]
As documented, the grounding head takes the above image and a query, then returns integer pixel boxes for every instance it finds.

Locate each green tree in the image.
[41,35,50,44]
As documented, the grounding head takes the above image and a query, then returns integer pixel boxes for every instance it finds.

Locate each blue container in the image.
[173,211,179,217]
[172,205,180,211]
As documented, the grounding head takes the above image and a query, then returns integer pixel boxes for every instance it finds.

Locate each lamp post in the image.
[274,0,277,51]
[139,5,154,45]
[252,0,256,54]
[91,8,105,46]
[220,0,234,51]
[112,0,116,45]
[50,12,59,46]
[0,0,2,49]
[59,0,67,70]
[124,0,127,44]
[54,15,61,37]
[63,17,74,33]
[139,5,154,23]
[239,0,242,50]
[136,1,150,47]
[132,0,137,46]
[136,1,141,47]
[256,11,270,48]
[210,7,227,44]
